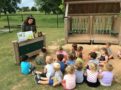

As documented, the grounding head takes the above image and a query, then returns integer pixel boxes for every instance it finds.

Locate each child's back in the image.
[99,64,114,86]
[21,61,31,75]
[75,70,84,84]
[75,60,84,84]
[100,71,113,86]
[62,65,76,90]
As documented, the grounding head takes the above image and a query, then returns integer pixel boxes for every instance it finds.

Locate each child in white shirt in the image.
[84,63,100,87]
[35,63,63,87]
[34,56,55,79]
[62,65,76,90]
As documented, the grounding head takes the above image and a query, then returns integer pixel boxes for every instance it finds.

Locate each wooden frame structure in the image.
[64,0,121,44]
[12,35,46,64]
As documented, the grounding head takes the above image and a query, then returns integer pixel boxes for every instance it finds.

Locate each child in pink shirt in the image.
[62,65,76,90]
[56,46,68,63]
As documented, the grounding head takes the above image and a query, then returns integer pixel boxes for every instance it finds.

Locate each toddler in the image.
[99,63,114,86]
[75,60,84,84]
[35,63,63,87]
[20,55,35,75]
[84,63,100,87]
[66,53,75,65]
[62,65,76,90]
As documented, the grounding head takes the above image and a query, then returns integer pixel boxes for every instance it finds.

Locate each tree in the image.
[22,7,30,12]
[0,0,21,14]
[34,0,63,14]
[31,7,37,11]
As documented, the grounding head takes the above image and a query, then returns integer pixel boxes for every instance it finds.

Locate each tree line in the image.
[0,0,64,14]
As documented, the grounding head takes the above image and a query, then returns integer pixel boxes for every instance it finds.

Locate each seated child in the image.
[99,63,114,86]
[20,55,35,75]
[35,56,55,79]
[91,46,101,59]
[75,60,84,84]
[76,52,84,64]
[56,54,65,73]
[76,46,83,58]
[99,48,109,66]
[71,43,78,57]
[62,65,76,90]
[56,46,68,63]
[117,48,121,59]
[87,52,99,66]
[105,42,114,59]
[35,63,63,87]
[35,47,47,65]
[84,63,100,87]
[66,53,75,65]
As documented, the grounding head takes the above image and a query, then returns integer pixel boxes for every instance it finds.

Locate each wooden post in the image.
[119,2,121,45]
[89,16,93,44]
[12,41,20,64]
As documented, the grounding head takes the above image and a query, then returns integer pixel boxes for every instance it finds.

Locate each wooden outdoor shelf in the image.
[12,35,46,64]
[64,0,121,44]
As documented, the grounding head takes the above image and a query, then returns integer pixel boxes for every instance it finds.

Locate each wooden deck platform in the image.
[93,34,119,44]
[67,34,119,44]
[67,34,91,43]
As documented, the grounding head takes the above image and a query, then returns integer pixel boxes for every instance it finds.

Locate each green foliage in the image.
[21,7,30,12]
[34,0,63,14]
[31,7,37,11]
[0,0,21,14]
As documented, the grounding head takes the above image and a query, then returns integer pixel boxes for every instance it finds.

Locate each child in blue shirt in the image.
[56,54,65,73]
[66,53,75,65]
[20,55,35,75]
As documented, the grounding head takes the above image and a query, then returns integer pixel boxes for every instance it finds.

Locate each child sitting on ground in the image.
[56,54,65,73]
[87,52,99,66]
[75,60,84,84]
[76,52,84,64]
[66,53,75,65]
[71,43,78,57]
[117,47,121,59]
[98,63,114,86]
[99,48,109,66]
[20,55,35,75]
[62,65,76,90]
[91,46,101,59]
[76,46,83,58]
[84,63,100,87]
[105,42,114,59]
[35,47,47,65]
[35,56,55,79]
[35,63,63,87]
[56,46,68,63]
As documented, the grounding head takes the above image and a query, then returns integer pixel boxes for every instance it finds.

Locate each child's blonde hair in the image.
[103,63,113,71]
[53,63,61,71]
[89,63,97,71]
[65,65,75,74]
[75,61,83,71]
[46,56,53,64]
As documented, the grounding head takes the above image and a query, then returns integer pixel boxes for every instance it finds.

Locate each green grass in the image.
[0,27,121,90]
[0,13,64,29]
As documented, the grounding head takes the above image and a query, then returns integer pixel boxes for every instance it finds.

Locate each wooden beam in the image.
[68,13,120,16]
[66,0,121,4]
[65,3,69,17]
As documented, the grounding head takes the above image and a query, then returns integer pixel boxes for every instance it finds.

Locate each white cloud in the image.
[18,0,35,8]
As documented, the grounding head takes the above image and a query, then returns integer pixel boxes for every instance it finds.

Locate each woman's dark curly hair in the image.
[24,15,36,25]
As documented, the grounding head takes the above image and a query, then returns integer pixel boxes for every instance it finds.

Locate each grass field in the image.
[0,27,121,90]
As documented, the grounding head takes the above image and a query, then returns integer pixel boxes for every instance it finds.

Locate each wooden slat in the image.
[65,0,121,4]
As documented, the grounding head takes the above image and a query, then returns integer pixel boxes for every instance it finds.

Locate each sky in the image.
[18,0,35,8]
